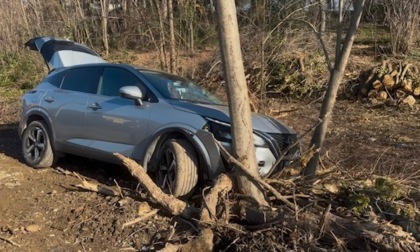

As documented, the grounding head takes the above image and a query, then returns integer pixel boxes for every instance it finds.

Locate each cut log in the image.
[413,87,420,96]
[382,75,395,90]
[402,79,413,93]
[401,95,416,107]
[113,153,199,219]
[372,80,382,90]
[377,91,387,100]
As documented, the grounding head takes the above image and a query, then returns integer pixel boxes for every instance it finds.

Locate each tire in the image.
[22,120,55,168]
[157,139,198,198]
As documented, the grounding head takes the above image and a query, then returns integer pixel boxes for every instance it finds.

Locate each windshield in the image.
[139,69,225,105]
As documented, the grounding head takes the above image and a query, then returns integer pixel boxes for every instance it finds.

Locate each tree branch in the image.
[215,141,296,210]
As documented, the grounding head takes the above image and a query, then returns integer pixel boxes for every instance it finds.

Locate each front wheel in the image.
[157,139,198,198]
[22,121,55,168]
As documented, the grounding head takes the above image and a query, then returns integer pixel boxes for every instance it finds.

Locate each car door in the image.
[84,66,153,161]
[42,66,101,155]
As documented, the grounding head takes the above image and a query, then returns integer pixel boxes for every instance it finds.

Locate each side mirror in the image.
[120,86,143,106]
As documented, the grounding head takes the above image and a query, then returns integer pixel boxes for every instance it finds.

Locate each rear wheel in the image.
[157,139,198,198]
[22,121,55,168]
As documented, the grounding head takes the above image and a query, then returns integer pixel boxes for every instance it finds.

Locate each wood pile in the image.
[359,60,420,106]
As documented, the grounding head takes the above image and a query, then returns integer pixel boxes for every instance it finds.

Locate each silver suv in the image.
[19,37,299,197]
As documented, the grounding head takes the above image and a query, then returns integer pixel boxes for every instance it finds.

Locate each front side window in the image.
[99,67,144,97]
[61,67,101,94]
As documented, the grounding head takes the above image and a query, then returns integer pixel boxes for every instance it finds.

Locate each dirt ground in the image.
[1,95,419,251]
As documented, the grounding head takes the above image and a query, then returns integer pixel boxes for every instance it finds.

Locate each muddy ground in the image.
[0,95,419,251]
[2,42,420,251]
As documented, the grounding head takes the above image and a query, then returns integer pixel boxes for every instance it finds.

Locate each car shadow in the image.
[0,124,22,161]
[0,123,138,190]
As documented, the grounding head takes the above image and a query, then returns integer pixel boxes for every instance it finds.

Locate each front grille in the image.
[268,133,299,156]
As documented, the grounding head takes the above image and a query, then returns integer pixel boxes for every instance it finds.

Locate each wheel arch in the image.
[22,109,56,145]
[142,127,223,184]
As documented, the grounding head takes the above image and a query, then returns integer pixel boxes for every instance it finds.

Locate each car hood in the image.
[25,37,106,70]
[169,100,294,134]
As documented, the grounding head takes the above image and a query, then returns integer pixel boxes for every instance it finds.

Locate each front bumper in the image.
[220,132,300,177]
[194,129,300,180]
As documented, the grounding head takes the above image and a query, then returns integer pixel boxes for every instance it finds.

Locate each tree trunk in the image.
[304,0,365,182]
[319,0,327,34]
[168,0,176,73]
[154,0,168,71]
[100,0,109,56]
[214,1,269,207]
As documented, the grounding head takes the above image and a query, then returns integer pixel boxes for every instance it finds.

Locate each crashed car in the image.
[19,37,300,197]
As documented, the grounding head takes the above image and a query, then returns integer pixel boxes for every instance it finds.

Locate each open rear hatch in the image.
[25,37,106,70]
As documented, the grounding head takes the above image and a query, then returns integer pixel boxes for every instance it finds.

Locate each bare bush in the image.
[381,0,420,55]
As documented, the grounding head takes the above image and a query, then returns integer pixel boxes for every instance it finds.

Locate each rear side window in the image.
[45,70,67,87]
[61,67,101,94]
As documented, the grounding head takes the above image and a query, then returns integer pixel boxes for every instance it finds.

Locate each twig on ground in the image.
[0,235,20,247]
[318,204,331,239]
[114,179,124,198]
[74,178,120,197]
[221,237,240,252]
[122,209,159,229]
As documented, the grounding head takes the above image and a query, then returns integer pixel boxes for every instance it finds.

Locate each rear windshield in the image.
[138,70,224,105]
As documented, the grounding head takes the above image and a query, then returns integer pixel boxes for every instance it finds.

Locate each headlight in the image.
[204,118,232,142]
[204,117,268,147]
[253,133,268,147]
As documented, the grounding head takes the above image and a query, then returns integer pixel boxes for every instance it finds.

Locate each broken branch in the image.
[215,141,296,210]
[114,153,199,219]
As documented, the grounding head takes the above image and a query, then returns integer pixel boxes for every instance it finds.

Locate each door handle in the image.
[44,97,55,103]
[88,102,102,110]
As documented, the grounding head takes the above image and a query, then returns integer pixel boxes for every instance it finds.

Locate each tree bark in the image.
[319,0,327,35]
[154,0,168,71]
[168,0,176,73]
[100,0,109,56]
[214,1,269,207]
[304,0,365,182]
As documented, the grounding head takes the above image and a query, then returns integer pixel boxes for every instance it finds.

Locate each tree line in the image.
[0,1,418,64]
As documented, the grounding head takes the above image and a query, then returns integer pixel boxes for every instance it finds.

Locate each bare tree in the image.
[304,0,366,182]
[214,0,268,206]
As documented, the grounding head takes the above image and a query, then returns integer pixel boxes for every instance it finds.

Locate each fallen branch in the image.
[114,153,199,219]
[215,141,296,210]
[122,209,159,229]
[75,179,121,197]
[201,174,233,223]
[179,174,234,252]
[0,235,20,247]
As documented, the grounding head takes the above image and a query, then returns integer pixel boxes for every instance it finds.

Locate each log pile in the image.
[359,60,420,106]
